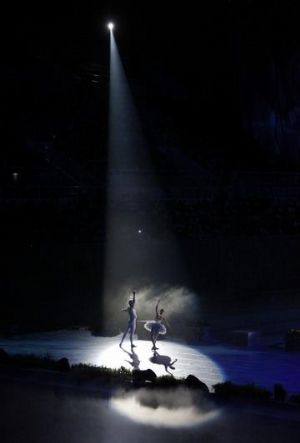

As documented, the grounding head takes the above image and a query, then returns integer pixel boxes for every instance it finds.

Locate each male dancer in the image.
[120,291,137,348]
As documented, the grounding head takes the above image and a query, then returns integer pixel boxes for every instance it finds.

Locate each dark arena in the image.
[1,2,300,442]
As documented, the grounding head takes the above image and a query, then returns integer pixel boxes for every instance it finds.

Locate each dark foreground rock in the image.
[132,369,157,384]
[185,374,209,393]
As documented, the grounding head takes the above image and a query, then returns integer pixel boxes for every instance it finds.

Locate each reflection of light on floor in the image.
[110,388,221,428]
[97,337,224,391]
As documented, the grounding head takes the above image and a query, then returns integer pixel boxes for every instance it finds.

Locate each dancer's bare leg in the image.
[120,327,129,347]
[130,327,136,348]
[150,332,155,349]
[151,333,159,350]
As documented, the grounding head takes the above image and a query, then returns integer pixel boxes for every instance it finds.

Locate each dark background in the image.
[1,1,300,333]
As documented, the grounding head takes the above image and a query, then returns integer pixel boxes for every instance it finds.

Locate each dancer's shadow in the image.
[149,351,177,375]
[120,346,140,370]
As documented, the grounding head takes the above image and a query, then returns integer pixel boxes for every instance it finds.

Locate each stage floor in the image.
[1,330,300,393]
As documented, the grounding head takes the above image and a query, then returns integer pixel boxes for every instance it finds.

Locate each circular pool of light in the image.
[97,337,224,391]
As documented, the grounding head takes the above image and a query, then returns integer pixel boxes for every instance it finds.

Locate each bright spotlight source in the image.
[107,22,114,31]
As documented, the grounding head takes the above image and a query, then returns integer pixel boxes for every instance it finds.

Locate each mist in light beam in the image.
[104,284,201,335]
[109,30,146,171]
[101,28,197,334]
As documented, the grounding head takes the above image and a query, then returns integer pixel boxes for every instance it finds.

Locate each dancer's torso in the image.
[155,313,163,322]
[128,307,137,322]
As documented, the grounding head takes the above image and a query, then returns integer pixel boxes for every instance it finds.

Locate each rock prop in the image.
[185,375,209,393]
[132,369,157,384]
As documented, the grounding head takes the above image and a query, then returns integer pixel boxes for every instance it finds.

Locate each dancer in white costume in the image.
[144,299,167,350]
[120,291,137,348]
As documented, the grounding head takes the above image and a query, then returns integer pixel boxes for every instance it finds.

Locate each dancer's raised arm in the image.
[155,299,160,316]
[132,291,136,306]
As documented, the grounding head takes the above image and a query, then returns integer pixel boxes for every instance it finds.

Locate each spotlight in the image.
[107,22,114,31]
[138,229,142,234]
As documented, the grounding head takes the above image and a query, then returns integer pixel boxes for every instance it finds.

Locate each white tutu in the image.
[144,320,167,335]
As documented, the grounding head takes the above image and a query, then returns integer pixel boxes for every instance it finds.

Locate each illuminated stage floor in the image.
[1,330,300,393]
[97,337,224,389]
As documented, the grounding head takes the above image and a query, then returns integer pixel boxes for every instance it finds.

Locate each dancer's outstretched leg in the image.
[120,327,129,347]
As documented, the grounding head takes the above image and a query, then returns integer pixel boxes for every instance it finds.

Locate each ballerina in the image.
[144,299,168,350]
[120,291,137,348]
